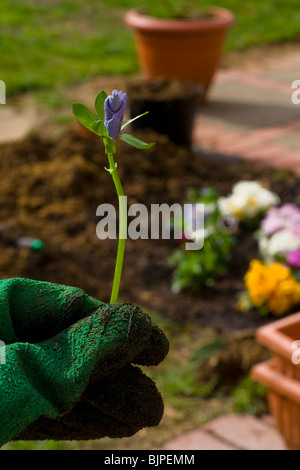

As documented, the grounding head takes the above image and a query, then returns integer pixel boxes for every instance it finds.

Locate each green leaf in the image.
[121,111,149,130]
[91,119,109,138]
[119,133,155,149]
[72,103,97,133]
[94,90,108,122]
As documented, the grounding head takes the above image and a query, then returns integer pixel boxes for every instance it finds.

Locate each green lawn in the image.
[1,0,300,96]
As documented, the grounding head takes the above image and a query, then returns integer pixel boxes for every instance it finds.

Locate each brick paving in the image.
[160,414,286,451]
[0,107,40,144]
[193,48,299,175]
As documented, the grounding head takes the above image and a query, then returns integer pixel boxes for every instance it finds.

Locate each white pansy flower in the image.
[263,229,300,257]
[218,181,280,220]
[232,181,264,195]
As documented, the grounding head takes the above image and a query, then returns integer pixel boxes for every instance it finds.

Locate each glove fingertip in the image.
[133,324,170,366]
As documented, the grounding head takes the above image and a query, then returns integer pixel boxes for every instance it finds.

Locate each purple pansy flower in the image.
[287,250,300,268]
[261,203,300,236]
[104,90,127,141]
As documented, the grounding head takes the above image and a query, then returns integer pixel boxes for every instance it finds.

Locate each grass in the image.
[1,0,300,97]
[0,0,137,96]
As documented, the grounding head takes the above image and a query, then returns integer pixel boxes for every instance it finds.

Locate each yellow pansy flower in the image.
[244,260,300,316]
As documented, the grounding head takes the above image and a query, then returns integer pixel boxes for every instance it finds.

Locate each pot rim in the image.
[124,7,235,33]
[252,359,300,405]
[256,311,300,361]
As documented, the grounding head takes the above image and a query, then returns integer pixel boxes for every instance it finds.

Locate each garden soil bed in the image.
[0,128,299,331]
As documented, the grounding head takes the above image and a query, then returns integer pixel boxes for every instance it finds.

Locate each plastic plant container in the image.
[124,7,235,100]
[255,312,300,380]
[252,359,300,450]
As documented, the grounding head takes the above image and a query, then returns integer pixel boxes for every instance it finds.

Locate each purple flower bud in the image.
[287,250,300,268]
[104,89,127,141]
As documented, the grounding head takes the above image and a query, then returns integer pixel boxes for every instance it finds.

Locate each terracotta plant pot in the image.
[124,7,235,100]
[126,78,202,147]
[252,359,300,450]
[255,312,300,380]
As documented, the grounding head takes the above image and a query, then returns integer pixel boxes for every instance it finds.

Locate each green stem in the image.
[106,151,126,304]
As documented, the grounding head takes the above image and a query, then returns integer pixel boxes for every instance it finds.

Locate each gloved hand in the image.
[0,278,169,447]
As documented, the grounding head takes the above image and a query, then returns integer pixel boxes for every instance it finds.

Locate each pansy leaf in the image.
[95,90,108,122]
[119,133,155,149]
[121,112,149,130]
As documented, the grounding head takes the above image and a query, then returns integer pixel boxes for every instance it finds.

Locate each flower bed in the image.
[0,129,299,331]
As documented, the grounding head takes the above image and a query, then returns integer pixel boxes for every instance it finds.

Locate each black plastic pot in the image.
[127,79,202,147]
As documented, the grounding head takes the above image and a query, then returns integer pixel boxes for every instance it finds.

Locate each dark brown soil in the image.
[126,78,201,102]
[0,129,299,330]
[197,329,271,393]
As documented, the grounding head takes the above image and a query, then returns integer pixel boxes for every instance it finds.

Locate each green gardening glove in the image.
[0,278,169,447]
